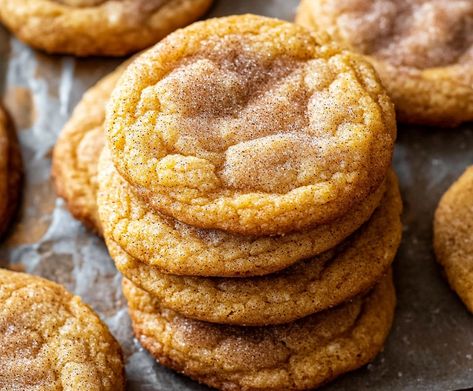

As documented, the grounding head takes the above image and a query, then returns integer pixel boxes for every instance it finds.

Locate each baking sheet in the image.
[0,1,472,390]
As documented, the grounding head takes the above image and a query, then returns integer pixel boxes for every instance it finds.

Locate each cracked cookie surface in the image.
[123,272,395,391]
[0,105,22,239]
[434,166,473,312]
[109,171,402,325]
[98,148,386,277]
[0,268,125,390]
[0,0,213,56]
[106,14,396,235]
[296,0,473,126]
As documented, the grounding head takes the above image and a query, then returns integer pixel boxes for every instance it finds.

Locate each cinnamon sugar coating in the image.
[98,148,386,277]
[0,0,213,56]
[106,14,396,235]
[296,0,473,126]
[434,166,473,313]
[108,171,401,325]
[0,269,125,390]
[123,272,395,391]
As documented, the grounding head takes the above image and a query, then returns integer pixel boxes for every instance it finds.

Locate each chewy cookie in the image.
[0,268,125,390]
[52,65,127,235]
[105,14,396,236]
[123,272,395,391]
[0,0,213,56]
[0,105,22,238]
[98,148,386,277]
[296,0,473,126]
[109,171,402,325]
[434,166,473,312]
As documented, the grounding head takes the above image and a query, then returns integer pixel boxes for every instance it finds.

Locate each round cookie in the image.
[123,272,396,391]
[109,171,402,325]
[434,166,473,312]
[106,14,396,236]
[98,148,386,277]
[0,268,125,390]
[0,0,214,56]
[52,64,128,235]
[296,0,473,126]
[0,105,22,238]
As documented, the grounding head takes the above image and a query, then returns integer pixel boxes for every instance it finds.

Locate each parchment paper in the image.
[0,1,472,390]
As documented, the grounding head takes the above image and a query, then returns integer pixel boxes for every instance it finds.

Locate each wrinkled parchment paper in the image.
[0,1,472,390]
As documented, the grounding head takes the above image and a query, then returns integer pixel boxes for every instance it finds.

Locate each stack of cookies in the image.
[55,14,403,390]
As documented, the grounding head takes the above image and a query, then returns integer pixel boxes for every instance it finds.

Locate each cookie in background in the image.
[0,105,22,239]
[0,0,214,56]
[0,268,125,390]
[296,0,473,126]
[434,166,473,313]
[52,65,126,235]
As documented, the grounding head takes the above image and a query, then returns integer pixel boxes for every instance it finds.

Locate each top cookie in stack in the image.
[105,14,396,236]
[98,13,397,273]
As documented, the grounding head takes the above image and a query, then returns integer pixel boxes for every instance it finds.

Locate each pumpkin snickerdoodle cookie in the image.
[108,171,402,326]
[123,272,395,391]
[105,14,396,236]
[0,268,125,390]
[98,148,387,277]
[434,166,473,312]
[296,0,473,126]
[52,64,128,235]
[0,105,22,238]
[0,0,213,56]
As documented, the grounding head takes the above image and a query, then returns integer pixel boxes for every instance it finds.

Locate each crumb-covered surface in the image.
[99,148,386,277]
[1,1,473,390]
[296,0,473,126]
[106,14,396,235]
[0,269,125,390]
[434,166,473,312]
[0,0,213,56]
[123,273,395,391]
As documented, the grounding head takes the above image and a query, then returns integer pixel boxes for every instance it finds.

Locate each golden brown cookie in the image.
[106,14,396,236]
[109,171,402,325]
[0,105,22,238]
[98,148,386,277]
[123,271,395,391]
[0,0,213,56]
[434,166,473,312]
[52,64,129,235]
[296,0,473,126]
[0,268,125,390]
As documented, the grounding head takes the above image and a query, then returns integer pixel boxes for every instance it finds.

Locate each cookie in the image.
[0,0,213,56]
[0,268,125,390]
[296,0,473,126]
[0,105,22,238]
[434,166,473,312]
[52,64,128,235]
[123,271,395,391]
[109,171,402,325]
[106,14,396,236]
[98,148,386,277]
